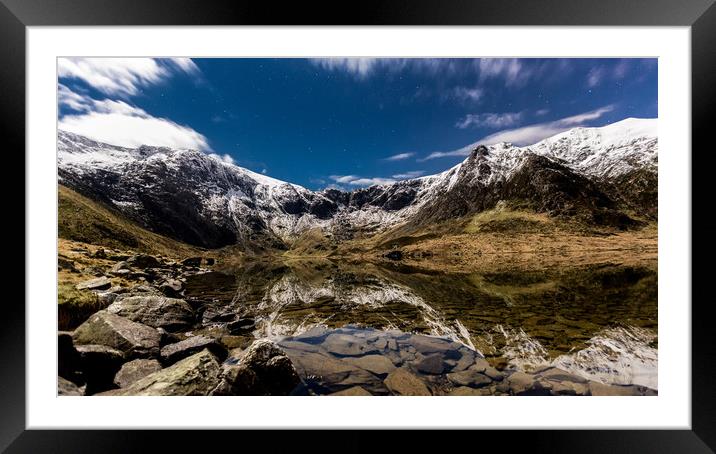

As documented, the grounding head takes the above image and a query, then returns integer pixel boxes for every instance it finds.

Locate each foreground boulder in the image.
[72,311,161,359]
[58,331,82,384]
[75,344,125,394]
[160,335,228,365]
[113,359,162,388]
[106,295,195,331]
[112,349,221,396]
[58,376,83,396]
[211,339,300,396]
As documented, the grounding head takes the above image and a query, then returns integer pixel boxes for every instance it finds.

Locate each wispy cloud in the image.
[329,174,396,187]
[420,105,615,160]
[479,105,615,146]
[586,66,606,88]
[455,112,523,130]
[383,152,415,161]
[58,57,201,96]
[535,108,550,116]
[451,86,484,103]
[310,58,380,79]
[310,58,461,79]
[392,170,425,179]
[478,58,532,88]
[58,84,211,151]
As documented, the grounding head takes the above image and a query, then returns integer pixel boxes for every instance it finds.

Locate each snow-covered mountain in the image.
[57,118,657,249]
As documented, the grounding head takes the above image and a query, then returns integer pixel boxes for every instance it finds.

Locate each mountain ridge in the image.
[57,118,658,250]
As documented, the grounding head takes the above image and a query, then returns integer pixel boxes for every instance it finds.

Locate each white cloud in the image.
[479,105,615,146]
[421,105,615,160]
[392,170,425,179]
[58,84,210,151]
[209,153,235,165]
[455,112,523,129]
[58,57,201,96]
[384,152,414,161]
[536,108,550,116]
[329,175,396,187]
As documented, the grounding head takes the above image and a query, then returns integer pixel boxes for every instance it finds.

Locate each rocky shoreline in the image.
[58,243,657,396]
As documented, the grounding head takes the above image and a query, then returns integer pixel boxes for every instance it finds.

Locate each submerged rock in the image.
[72,311,161,359]
[384,368,431,396]
[414,353,446,375]
[343,354,396,376]
[330,386,372,396]
[322,333,378,357]
[447,367,492,388]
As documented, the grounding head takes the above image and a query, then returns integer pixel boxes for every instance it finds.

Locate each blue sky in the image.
[58,58,657,190]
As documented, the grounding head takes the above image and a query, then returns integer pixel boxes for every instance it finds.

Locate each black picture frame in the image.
[3,0,713,451]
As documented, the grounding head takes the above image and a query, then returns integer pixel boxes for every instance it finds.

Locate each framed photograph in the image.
[5,0,713,450]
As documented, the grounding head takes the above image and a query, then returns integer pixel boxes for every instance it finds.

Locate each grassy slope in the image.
[58,184,202,258]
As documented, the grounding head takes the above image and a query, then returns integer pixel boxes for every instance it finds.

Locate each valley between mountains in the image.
[57,118,658,397]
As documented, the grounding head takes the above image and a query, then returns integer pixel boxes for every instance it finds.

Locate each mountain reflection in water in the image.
[184,259,657,388]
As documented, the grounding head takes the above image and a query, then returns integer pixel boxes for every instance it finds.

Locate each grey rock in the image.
[126,254,161,269]
[160,335,228,365]
[227,317,256,334]
[181,257,202,267]
[58,257,77,272]
[75,276,112,291]
[58,376,83,396]
[159,279,184,297]
[106,295,195,331]
[110,261,130,273]
[210,364,259,395]
[213,340,301,395]
[113,349,221,396]
[72,311,161,359]
[113,359,162,388]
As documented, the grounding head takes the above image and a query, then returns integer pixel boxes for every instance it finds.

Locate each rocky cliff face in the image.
[57,118,657,249]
